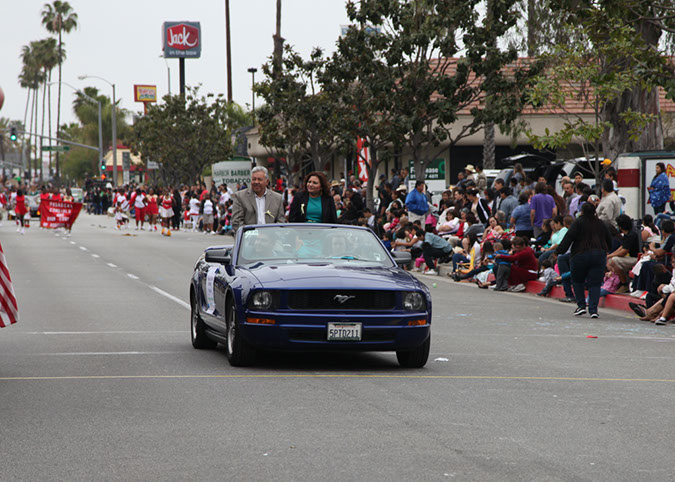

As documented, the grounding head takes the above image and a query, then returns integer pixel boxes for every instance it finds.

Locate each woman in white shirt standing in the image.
[201,192,215,234]
[188,193,201,232]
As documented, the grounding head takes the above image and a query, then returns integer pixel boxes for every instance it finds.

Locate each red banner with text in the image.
[40,200,83,229]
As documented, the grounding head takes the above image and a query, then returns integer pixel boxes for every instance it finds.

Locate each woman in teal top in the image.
[289,171,338,223]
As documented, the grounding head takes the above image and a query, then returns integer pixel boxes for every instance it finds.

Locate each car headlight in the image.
[250,291,273,310]
[403,292,425,311]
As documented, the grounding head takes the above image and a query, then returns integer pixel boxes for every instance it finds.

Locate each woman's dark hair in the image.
[643,214,658,233]
[482,241,495,256]
[656,163,666,178]
[485,187,496,201]
[580,201,609,250]
[518,192,529,205]
[535,182,547,194]
[465,212,477,224]
[304,171,331,197]
[17,189,23,196]
[552,215,564,225]
[466,232,479,247]
[512,236,526,247]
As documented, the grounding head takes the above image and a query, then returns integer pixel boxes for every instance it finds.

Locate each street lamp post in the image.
[79,75,117,185]
[50,81,103,178]
[247,67,257,123]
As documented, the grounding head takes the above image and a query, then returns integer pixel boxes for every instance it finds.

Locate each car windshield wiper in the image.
[329,256,365,261]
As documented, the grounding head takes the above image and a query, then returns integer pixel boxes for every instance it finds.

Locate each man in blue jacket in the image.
[405,180,429,224]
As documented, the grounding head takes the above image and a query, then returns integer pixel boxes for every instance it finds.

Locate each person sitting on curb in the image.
[492,236,539,292]
[606,214,640,293]
[417,227,453,276]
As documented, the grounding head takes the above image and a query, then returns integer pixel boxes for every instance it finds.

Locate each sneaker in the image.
[655,317,667,326]
[628,302,647,318]
[590,313,599,319]
[425,269,438,276]
[559,297,575,303]
[412,267,421,273]
[20,228,24,235]
[510,283,526,292]
[573,307,587,316]
[135,226,139,230]
[536,291,547,297]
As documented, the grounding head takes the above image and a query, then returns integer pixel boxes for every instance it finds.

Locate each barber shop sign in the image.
[162,21,201,58]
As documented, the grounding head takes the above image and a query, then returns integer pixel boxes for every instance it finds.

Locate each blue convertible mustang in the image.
[189,224,432,367]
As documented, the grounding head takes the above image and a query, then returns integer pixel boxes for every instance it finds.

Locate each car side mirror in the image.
[205,248,232,265]
[391,251,412,266]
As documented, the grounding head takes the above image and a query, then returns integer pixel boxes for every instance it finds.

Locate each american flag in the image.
[0,241,18,327]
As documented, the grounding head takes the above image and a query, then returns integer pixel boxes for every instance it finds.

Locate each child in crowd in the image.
[382,232,393,251]
[536,259,559,296]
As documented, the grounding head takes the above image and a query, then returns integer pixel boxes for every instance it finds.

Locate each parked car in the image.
[189,224,432,367]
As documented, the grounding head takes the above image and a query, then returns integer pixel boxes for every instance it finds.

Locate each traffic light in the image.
[101,159,106,172]
[9,126,18,142]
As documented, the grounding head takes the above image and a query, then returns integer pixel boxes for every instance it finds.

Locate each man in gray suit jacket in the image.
[231,166,286,232]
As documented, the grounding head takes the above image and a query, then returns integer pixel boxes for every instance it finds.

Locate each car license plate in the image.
[327,322,362,341]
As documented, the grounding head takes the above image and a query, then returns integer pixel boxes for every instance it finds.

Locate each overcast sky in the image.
[0,0,351,128]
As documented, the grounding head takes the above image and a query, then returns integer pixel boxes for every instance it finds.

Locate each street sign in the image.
[147,161,159,170]
[41,145,70,152]
[163,22,201,58]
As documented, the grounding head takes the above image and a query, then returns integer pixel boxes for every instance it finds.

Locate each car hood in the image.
[241,263,423,291]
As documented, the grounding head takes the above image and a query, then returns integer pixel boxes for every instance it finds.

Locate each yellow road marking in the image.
[1,374,674,383]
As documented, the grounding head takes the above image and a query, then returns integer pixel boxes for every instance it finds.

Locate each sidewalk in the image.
[432,263,639,315]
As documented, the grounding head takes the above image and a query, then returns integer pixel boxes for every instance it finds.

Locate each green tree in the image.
[128,87,250,186]
[42,0,78,179]
[255,46,351,181]
[332,0,530,184]
[526,12,668,182]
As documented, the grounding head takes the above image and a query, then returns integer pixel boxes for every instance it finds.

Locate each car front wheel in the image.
[396,334,430,368]
[226,302,256,367]
[191,295,216,349]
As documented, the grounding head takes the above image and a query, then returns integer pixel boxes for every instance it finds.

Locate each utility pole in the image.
[225,0,233,102]
[273,0,284,78]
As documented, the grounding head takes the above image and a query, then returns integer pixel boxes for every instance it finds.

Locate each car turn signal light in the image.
[246,317,275,325]
[408,319,427,326]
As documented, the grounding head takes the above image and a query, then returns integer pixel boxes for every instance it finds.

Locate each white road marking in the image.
[79,246,87,251]
[149,285,190,310]
[70,241,76,245]
[17,351,189,356]
[22,330,184,335]
[127,273,139,280]
[91,254,100,258]
[107,263,117,268]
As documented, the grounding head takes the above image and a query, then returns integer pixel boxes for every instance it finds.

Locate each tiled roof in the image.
[426,57,675,115]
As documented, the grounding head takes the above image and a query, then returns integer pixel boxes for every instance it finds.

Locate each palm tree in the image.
[20,43,45,178]
[33,38,60,180]
[42,1,78,179]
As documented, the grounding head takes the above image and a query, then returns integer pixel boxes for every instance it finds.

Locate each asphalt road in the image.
[1,213,674,481]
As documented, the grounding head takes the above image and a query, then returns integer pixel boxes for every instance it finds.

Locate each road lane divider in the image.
[127,273,139,280]
[107,263,117,268]
[91,254,100,258]
[149,285,190,310]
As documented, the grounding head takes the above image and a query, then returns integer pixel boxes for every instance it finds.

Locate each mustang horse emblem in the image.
[334,294,356,304]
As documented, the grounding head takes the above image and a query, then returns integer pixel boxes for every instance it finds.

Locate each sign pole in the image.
[179,58,186,96]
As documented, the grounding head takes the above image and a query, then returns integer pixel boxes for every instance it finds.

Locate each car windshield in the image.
[237,225,394,267]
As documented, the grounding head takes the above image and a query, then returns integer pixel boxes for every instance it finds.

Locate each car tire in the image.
[226,302,256,367]
[191,294,216,349]
[396,334,430,368]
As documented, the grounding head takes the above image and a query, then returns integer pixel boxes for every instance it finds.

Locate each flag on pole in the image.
[0,241,18,327]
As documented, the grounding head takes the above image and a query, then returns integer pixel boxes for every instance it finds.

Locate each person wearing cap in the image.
[405,180,430,224]
[596,179,622,228]
[464,164,476,184]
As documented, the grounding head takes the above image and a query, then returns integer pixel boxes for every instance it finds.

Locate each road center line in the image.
[127,273,139,280]
[70,241,76,245]
[79,246,87,251]
[91,254,100,258]
[149,285,190,310]
[107,263,117,268]
[1,374,674,383]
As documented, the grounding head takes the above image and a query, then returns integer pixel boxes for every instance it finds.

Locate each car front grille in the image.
[287,290,396,310]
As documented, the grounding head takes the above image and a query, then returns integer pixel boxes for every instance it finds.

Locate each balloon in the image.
[0,85,4,111]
